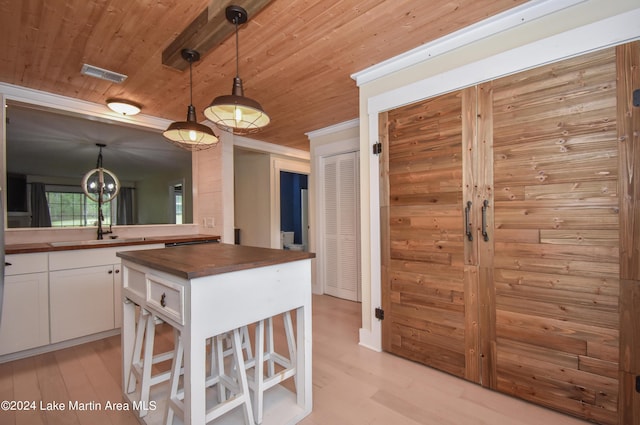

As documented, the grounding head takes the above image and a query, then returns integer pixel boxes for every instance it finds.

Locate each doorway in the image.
[280,171,308,251]
[169,180,185,224]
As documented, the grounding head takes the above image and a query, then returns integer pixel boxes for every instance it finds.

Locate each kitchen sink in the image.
[49,237,146,247]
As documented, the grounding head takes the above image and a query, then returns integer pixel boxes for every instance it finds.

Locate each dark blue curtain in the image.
[30,182,51,227]
[117,187,135,225]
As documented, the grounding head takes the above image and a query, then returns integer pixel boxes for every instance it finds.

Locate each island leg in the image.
[121,299,135,401]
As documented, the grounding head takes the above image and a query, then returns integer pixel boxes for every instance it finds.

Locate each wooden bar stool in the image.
[165,327,255,425]
[212,326,253,403]
[127,307,175,418]
[249,311,297,424]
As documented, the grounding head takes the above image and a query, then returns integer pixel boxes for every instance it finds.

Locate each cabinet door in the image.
[49,265,115,343]
[113,264,123,328]
[0,272,49,355]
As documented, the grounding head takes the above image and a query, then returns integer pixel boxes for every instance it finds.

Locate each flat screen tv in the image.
[7,173,28,212]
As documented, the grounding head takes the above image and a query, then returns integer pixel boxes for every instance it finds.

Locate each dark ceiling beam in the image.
[162,0,273,71]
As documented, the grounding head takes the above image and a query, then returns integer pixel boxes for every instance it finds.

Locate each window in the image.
[46,186,111,227]
[173,184,183,224]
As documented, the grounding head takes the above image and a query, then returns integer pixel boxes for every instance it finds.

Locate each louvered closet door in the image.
[485,48,620,424]
[322,151,359,301]
[380,89,479,380]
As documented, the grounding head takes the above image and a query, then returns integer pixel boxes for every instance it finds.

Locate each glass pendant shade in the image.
[163,105,219,151]
[204,77,270,135]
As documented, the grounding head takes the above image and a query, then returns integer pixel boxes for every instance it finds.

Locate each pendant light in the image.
[81,144,120,239]
[82,144,120,203]
[163,49,219,151]
[204,5,270,135]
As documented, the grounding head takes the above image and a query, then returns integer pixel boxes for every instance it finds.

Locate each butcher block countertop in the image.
[117,243,315,280]
[5,234,220,254]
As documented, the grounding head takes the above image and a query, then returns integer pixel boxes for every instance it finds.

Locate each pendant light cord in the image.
[235,16,240,78]
[189,57,194,107]
[96,146,103,168]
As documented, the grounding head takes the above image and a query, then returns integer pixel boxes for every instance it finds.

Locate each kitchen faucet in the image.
[96,197,113,240]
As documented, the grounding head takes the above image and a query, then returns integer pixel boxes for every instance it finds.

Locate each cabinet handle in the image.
[464,201,473,241]
[481,200,489,242]
[108,269,113,274]
[4,262,11,267]
[160,293,167,308]
[115,269,120,274]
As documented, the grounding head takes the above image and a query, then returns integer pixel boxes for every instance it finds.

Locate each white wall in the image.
[234,148,271,247]
[353,0,640,351]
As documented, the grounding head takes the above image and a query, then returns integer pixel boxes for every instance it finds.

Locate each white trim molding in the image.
[305,119,359,139]
[233,134,310,161]
[0,82,171,131]
[351,0,588,86]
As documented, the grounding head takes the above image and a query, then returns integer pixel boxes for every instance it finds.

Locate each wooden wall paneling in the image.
[491,47,620,424]
[616,41,640,425]
[477,82,498,389]
[382,90,473,379]
[379,111,392,353]
[462,86,481,383]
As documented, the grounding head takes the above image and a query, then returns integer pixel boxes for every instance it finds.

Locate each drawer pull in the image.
[5,262,11,266]
[481,199,489,242]
[464,201,473,241]
[160,293,167,308]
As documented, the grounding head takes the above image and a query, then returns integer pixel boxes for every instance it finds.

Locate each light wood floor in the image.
[0,294,592,425]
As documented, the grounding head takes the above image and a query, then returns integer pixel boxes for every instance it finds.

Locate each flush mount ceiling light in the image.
[163,49,220,151]
[106,98,142,116]
[204,5,270,135]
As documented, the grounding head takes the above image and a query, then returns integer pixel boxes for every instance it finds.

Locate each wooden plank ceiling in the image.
[0,0,528,151]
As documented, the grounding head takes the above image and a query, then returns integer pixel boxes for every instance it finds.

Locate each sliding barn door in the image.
[380,46,628,424]
[484,48,620,424]
[380,89,480,381]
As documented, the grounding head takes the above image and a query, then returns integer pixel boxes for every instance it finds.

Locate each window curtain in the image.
[30,182,51,227]
[117,187,135,225]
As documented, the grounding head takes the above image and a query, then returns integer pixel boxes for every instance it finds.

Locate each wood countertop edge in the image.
[5,234,221,254]
[117,243,316,280]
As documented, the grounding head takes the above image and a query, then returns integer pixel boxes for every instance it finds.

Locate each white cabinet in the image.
[0,253,49,355]
[48,244,163,344]
[49,265,116,343]
[0,243,165,356]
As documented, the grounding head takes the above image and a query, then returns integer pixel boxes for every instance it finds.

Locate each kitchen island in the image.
[117,243,315,425]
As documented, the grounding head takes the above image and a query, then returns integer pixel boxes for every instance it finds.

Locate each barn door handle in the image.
[481,200,489,242]
[464,201,473,241]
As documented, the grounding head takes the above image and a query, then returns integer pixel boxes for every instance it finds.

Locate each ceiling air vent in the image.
[80,64,128,83]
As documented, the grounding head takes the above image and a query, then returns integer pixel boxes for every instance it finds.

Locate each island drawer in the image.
[146,274,184,325]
